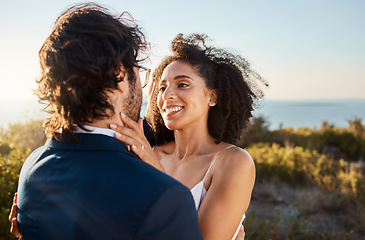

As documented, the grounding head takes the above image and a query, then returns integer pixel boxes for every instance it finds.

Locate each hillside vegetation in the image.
[1,117,364,239]
[240,117,365,240]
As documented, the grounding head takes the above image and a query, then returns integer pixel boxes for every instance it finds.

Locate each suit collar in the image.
[46,133,131,154]
[73,125,116,138]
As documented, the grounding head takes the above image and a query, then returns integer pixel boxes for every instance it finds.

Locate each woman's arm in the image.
[197,147,255,240]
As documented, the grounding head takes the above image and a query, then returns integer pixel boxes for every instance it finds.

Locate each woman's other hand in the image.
[110,113,165,173]
[8,193,23,239]
[144,79,156,123]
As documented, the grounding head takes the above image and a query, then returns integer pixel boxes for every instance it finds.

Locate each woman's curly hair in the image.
[149,33,268,145]
[35,3,149,141]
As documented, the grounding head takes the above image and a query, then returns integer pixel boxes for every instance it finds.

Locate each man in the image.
[11,4,202,240]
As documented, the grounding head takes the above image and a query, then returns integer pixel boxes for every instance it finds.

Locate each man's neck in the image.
[86,114,122,130]
[87,121,110,130]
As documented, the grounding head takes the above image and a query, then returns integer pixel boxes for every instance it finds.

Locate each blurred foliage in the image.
[248,143,364,200]
[0,149,30,239]
[0,120,45,240]
[1,117,365,239]
[2,120,46,152]
[240,116,365,162]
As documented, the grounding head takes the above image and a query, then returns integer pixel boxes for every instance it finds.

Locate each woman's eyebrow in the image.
[160,75,194,84]
[174,75,193,80]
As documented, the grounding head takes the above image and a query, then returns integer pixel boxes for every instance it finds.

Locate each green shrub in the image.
[240,117,365,162]
[0,149,28,239]
[6,120,46,151]
[0,119,44,239]
[239,115,272,147]
[247,143,364,198]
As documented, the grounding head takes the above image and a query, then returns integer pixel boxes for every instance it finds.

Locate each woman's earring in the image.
[209,90,217,107]
[209,99,217,107]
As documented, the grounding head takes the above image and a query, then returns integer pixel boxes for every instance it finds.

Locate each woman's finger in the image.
[8,193,17,222]
[114,131,141,150]
[110,124,144,143]
[131,144,147,159]
[137,118,144,132]
[10,217,22,237]
[120,113,143,135]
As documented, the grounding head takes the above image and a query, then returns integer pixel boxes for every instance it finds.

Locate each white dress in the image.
[190,146,246,240]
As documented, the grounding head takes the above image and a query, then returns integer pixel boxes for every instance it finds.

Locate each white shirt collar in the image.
[74,125,116,138]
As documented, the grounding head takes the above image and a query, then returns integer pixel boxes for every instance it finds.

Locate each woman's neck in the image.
[173,124,216,160]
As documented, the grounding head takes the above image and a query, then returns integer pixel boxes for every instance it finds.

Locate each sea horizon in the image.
[1,98,365,130]
[253,98,365,130]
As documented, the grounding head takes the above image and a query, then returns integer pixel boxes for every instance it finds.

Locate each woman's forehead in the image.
[161,61,195,79]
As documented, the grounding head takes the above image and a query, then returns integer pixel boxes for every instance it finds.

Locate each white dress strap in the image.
[202,145,235,179]
[190,145,235,210]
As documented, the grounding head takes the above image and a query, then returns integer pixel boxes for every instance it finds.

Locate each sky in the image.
[0,0,364,107]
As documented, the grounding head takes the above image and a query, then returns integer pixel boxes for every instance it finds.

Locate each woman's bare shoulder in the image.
[204,144,255,203]
[214,145,255,174]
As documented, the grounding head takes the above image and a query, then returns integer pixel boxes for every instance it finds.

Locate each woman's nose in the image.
[162,86,176,100]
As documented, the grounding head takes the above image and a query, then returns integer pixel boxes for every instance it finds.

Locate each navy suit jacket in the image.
[17,133,202,240]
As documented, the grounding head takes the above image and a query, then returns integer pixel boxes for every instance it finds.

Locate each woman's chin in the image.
[165,124,177,130]
[164,121,181,131]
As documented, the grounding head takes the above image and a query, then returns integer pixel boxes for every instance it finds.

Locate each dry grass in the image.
[245,181,365,240]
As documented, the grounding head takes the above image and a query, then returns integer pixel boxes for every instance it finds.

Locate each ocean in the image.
[1,98,364,130]
[253,99,365,130]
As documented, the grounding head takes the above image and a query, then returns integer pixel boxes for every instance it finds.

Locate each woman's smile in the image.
[163,105,184,117]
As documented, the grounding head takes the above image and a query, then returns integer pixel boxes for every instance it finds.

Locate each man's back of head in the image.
[36,3,148,141]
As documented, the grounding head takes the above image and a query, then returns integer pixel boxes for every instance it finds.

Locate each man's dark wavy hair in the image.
[149,34,268,145]
[35,3,148,141]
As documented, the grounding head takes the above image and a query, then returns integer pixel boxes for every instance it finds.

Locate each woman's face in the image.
[157,61,215,130]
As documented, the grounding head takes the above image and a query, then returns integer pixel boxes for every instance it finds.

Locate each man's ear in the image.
[115,65,128,94]
[116,78,128,93]
[208,89,218,107]
[116,71,129,94]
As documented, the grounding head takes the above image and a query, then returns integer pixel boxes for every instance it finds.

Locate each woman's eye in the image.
[159,86,166,92]
[178,82,188,88]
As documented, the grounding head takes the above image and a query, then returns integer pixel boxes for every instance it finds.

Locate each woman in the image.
[112,34,267,240]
